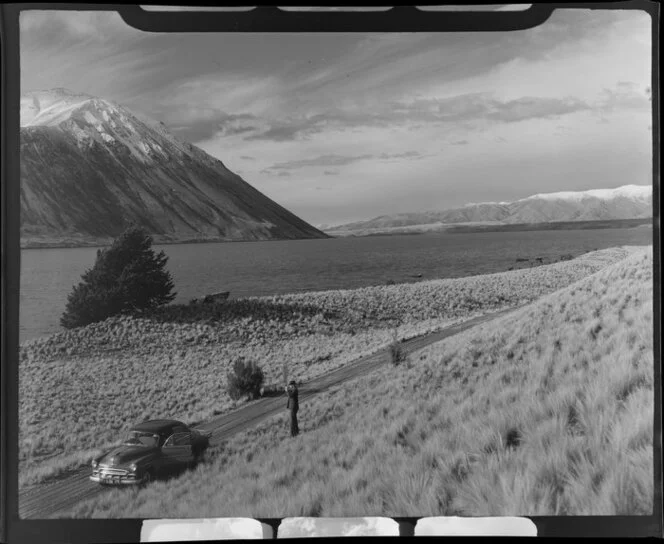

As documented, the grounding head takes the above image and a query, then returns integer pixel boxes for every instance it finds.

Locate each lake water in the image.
[19,228,652,342]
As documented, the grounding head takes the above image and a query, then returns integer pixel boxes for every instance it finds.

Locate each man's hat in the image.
[288,380,296,385]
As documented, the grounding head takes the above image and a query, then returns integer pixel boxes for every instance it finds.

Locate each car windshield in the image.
[123,431,158,448]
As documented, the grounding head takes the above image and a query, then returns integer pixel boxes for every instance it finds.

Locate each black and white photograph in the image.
[16,5,655,521]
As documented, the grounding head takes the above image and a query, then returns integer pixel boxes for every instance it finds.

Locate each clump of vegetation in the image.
[60,226,176,329]
[226,357,265,401]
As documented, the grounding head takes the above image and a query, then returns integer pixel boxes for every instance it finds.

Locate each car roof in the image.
[131,419,186,433]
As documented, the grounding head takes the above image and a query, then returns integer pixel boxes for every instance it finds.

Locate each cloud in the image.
[164,110,258,143]
[598,84,651,113]
[377,151,423,160]
[452,140,469,145]
[21,11,140,44]
[263,151,423,174]
[227,91,609,143]
[265,153,374,172]
[485,96,590,122]
[244,120,322,142]
[324,170,339,176]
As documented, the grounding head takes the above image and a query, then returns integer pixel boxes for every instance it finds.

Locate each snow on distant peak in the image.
[464,200,510,207]
[19,88,123,127]
[21,88,97,127]
[517,185,651,203]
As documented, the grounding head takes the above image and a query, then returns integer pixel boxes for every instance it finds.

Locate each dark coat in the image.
[286,385,299,413]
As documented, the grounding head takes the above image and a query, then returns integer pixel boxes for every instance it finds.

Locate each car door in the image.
[162,432,194,471]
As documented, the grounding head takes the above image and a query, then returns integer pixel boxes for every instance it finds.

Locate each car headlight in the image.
[129,463,137,472]
[91,459,98,468]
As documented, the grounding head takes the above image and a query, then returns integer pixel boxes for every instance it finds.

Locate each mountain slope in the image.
[20,88,327,246]
[331,185,652,233]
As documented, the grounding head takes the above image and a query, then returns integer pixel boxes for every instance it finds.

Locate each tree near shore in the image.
[61,226,176,329]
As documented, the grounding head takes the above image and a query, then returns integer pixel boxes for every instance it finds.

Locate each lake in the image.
[19,227,652,342]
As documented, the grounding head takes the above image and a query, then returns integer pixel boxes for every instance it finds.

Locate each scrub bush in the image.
[227,357,265,401]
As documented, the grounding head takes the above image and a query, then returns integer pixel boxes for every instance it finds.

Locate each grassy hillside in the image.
[17,247,638,486]
[61,247,653,518]
[19,248,636,485]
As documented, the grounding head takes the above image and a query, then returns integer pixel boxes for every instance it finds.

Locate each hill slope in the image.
[20,88,326,246]
[332,185,652,233]
[61,247,653,517]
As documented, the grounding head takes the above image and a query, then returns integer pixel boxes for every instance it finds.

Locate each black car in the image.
[90,419,211,486]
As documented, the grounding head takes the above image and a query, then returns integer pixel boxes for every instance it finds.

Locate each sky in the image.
[20,7,652,226]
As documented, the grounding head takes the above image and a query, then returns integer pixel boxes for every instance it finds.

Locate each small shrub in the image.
[389,329,407,366]
[226,358,265,401]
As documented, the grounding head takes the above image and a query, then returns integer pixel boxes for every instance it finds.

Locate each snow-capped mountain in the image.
[20,88,326,246]
[330,185,652,232]
[518,185,651,203]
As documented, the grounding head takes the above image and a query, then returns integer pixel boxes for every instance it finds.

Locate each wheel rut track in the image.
[19,306,519,519]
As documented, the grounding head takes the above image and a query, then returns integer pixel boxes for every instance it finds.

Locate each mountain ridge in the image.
[330,184,652,233]
[20,88,327,248]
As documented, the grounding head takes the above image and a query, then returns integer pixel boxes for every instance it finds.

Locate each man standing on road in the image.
[286,380,299,437]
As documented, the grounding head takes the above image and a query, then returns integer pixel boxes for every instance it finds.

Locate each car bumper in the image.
[90,472,142,485]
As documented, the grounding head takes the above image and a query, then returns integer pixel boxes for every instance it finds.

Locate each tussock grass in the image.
[58,247,653,518]
[18,247,637,486]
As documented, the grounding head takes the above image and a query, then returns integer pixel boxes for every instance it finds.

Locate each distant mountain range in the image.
[20,88,326,247]
[329,185,652,234]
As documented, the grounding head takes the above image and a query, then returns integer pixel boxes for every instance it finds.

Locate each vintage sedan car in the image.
[90,419,211,485]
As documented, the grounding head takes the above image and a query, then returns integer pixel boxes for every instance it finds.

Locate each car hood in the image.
[98,444,158,467]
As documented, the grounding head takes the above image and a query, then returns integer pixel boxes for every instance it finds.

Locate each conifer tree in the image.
[61,226,176,328]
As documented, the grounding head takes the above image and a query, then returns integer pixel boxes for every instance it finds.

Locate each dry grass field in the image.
[18,246,638,487]
[58,246,653,517]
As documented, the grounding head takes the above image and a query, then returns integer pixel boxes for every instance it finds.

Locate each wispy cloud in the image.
[598,82,652,113]
[216,82,647,145]
[219,93,595,144]
[244,119,322,142]
[263,151,423,173]
[263,153,374,172]
[377,151,424,160]
[163,109,258,142]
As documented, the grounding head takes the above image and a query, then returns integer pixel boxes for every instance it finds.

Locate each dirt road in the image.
[19,306,518,519]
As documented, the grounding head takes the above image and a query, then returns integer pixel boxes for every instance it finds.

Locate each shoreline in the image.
[20,232,331,250]
[19,218,651,249]
[325,217,653,237]
[19,245,648,345]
